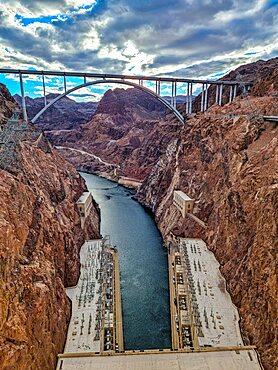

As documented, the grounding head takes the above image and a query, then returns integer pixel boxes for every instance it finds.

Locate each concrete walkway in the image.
[57,350,262,369]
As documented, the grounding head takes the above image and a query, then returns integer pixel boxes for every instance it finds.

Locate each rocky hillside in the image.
[0,83,19,125]
[0,84,100,370]
[137,58,278,370]
[14,93,98,130]
[193,57,278,112]
[48,87,182,181]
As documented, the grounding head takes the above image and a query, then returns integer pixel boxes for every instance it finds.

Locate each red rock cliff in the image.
[0,85,100,370]
[47,87,181,181]
[137,58,278,370]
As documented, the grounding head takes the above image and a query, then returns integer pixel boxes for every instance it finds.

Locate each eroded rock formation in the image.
[0,84,100,370]
[137,59,278,370]
[46,87,181,181]
[0,83,19,125]
[14,93,98,130]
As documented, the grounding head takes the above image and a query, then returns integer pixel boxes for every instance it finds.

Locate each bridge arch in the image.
[31,79,184,124]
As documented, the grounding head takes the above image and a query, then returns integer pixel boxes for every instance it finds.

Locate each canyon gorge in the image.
[0,57,277,370]
[0,84,100,369]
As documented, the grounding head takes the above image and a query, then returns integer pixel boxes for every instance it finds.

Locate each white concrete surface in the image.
[174,191,193,201]
[77,192,91,204]
[179,238,243,347]
[57,350,262,370]
[64,240,104,354]
[56,237,262,370]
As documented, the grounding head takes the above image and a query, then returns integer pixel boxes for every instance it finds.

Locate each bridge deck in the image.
[0,68,251,85]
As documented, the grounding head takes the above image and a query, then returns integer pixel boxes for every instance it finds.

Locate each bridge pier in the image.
[215,85,219,105]
[171,81,175,107]
[204,83,208,111]
[201,84,204,112]
[189,83,193,114]
[229,85,233,103]
[233,84,237,99]
[42,74,47,107]
[155,80,161,95]
[218,83,223,105]
[186,83,189,114]
[19,73,28,123]
[63,74,67,93]
[172,81,177,109]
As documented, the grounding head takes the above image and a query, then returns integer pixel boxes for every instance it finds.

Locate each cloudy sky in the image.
[0,0,277,100]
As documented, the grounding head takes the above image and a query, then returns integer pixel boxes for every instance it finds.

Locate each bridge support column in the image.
[84,75,87,84]
[229,85,233,103]
[63,74,67,93]
[155,80,161,95]
[173,81,177,109]
[186,82,190,114]
[42,74,47,107]
[189,83,193,114]
[233,84,237,99]
[201,83,204,112]
[204,83,208,111]
[215,85,219,105]
[19,72,28,123]
[219,83,223,106]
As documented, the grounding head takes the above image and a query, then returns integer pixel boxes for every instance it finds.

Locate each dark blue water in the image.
[80,172,171,350]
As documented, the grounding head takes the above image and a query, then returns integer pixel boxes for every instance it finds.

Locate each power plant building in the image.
[173,190,195,217]
[76,191,93,228]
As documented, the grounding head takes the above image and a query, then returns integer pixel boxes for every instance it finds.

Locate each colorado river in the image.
[80,172,171,350]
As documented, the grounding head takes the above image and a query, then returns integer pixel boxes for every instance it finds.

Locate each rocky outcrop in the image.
[14,93,98,130]
[0,84,100,370]
[48,87,181,181]
[0,83,19,125]
[137,58,278,370]
[193,57,278,112]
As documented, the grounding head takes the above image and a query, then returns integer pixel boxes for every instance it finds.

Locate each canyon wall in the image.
[0,84,100,370]
[0,83,19,125]
[14,93,98,130]
[47,87,181,181]
[137,59,278,370]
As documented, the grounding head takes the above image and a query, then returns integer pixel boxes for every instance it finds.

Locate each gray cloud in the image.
[0,0,277,79]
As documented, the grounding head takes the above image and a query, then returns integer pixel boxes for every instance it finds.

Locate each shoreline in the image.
[78,168,142,190]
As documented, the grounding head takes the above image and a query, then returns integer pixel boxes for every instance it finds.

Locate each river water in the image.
[80,172,171,350]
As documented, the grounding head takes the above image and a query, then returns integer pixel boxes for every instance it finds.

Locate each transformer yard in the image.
[167,237,262,369]
[56,239,123,370]
[56,237,262,370]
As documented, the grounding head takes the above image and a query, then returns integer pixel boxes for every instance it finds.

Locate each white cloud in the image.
[82,27,100,51]
[0,0,277,101]
[214,0,268,23]
[0,0,97,17]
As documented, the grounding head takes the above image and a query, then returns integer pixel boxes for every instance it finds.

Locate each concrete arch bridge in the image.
[0,69,252,125]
